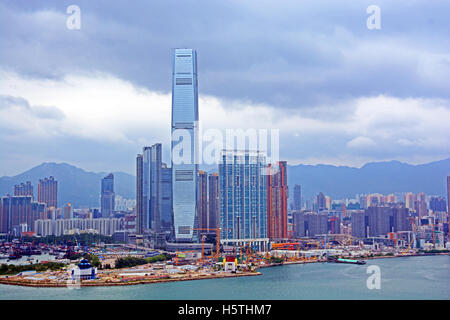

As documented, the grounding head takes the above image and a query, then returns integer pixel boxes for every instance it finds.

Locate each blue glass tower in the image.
[219,150,269,250]
[143,143,162,232]
[171,48,199,241]
[161,164,174,236]
[101,173,115,218]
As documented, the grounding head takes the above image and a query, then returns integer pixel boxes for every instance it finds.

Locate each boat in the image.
[0,254,9,259]
[328,257,366,265]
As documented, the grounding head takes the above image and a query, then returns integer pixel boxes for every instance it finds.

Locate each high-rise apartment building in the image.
[404,192,416,210]
[143,144,162,232]
[161,164,173,236]
[316,192,326,212]
[293,184,301,211]
[219,150,268,250]
[171,48,199,242]
[136,154,144,235]
[267,161,288,240]
[0,196,11,233]
[351,206,411,238]
[208,173,219,231]
[38,176,57,208]
[328,216,341,234]
[137,146,171,236]
[0,195,46,234]
[292,211,328,237]
[197,170,208,230]
[367,193,383,207]
[429,196,446,212]
[63,203,73,219]
[34,218,124,237]
[414,199,428,218]
[14,181,33,198]
[325,196,332,210]
[101,173,115,218]
[447,176,450,214]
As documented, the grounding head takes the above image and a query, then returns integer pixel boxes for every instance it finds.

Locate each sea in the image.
[0,255,448,299]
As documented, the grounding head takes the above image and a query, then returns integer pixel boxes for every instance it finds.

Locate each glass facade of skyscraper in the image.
[161,165,173,236]
[171,48,199,241]
[101,173,115,218]
[136,154,144,235]
[219,150,268,249]
[208,173,219,231]
[143,144,162,232]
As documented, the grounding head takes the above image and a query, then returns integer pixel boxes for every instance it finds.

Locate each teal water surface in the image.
[0,255,448,299]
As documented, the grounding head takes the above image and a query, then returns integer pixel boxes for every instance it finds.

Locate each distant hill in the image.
[0,158,449,208]
[287,158,450,201]
[0,163,135,208]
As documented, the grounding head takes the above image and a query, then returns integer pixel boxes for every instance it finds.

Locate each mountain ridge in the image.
[0,158,449,208]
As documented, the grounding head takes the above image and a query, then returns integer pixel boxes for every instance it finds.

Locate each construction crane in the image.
[174,250,197,266]
[329,216,339,234]
[271,242,301,250]
[193,228,221,261]
[307,241,320,250]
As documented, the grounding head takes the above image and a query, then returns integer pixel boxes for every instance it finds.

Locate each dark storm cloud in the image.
[0,0,449,174]
[1,0,449,109]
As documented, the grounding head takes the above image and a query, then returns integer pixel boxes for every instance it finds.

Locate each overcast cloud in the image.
[0,0,449,175]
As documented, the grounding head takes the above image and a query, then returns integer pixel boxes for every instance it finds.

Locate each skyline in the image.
[1,1,450,175]
[1,1,450,305]
[1,158,450,202]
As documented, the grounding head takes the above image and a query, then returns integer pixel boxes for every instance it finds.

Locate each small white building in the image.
[224,256,237,272]
[71,259,97,280]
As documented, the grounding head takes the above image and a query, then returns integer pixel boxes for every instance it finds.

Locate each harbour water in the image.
[0,253,56,266]
[0,255,448,299]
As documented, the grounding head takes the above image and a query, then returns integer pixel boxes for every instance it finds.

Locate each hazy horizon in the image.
[2,156,449,178]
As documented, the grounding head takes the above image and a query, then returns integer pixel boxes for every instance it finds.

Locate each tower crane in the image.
[193,227,221,261]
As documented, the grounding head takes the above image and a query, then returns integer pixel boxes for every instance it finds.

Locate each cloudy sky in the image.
[1,0,449,176]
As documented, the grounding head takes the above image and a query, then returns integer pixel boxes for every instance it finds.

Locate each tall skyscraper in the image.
[325,196,332,210]
[14,181,33,198]
[0,195,45,234]
[0,196,11,233]
[38,176,57,208]
[63,203,73,219]
[267,161,288,240]
[171,48,199,242]
[208,173,219,230]
[219,150,268,250]
[414,198,427,218]
[197,170,208,230]
[447,176,450,214]
[316,192,326,212]
[161,164,173,236]
[143,144,162,232]
[293,184,301,210]
[101,173,115,218]
[136,154,144,235]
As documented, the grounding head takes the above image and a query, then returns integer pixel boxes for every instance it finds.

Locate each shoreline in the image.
[256,251,450,269]
[0,270,261,288]
[0,252,448,288]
